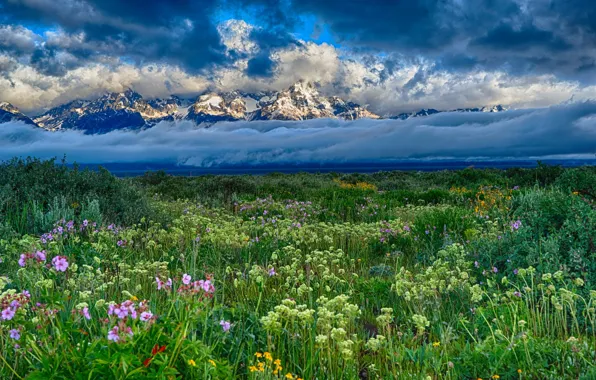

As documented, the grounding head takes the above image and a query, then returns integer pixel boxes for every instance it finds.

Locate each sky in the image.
[2,0,596,116]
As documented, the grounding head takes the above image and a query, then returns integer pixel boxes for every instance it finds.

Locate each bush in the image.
[0,157,150,234]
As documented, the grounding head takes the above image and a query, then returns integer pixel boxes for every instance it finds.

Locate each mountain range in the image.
[0,80,508,134]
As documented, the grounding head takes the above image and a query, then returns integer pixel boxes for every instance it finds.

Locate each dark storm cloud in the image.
[1,102,595,165]
[246,52,277,77]
[471,23,571,52]
[280,0,596,78]
[3,0,596,81]
[1,0,228,73]
[244,28,301,77]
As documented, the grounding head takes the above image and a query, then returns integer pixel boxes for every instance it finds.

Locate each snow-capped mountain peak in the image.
[0,102,37,126]
[2,81,509,133]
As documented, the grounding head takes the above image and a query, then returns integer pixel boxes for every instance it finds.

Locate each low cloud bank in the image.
[1,102,595,167]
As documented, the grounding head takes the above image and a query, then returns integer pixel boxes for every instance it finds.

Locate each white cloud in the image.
[2,21,596,116]
[1,101,595,165]
[217,20,257,55]
[0,60,211,113]
[0,25,41,53]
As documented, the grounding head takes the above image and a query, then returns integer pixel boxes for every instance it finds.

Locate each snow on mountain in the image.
[33,89,183,133]
[250,80,380,121]
[391,105,508,120]
[184,81,380,124]
[1,81,509,133]
[185,91,246,124]
[0,102,38,126]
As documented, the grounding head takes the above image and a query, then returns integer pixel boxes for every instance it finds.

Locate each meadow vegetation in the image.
[0,157,595,379]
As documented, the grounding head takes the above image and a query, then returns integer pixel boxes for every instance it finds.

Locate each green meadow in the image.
[1,158,595,379]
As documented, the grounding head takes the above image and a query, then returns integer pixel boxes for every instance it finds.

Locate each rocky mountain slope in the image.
[1,81,509,133]
[392,105,508,120]
[0,102,38,126]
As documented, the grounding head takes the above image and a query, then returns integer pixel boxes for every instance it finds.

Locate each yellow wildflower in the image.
[130,295,138,301]
[254,352,263,358]
[249,366,257,372]
[274,359,282,366]
[492,376,500,379]
[264,352,273,361]
[432,341,440,347]
[285,373,294,379]
[517,369,522,374]
[209,360,216,367]
[187,359,196,367]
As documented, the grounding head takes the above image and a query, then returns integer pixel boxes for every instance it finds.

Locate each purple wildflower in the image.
[82,307,91,320]
[9,329,20,340]
[18,254,26,267]
[107,327,120,342]
[35,250,46,261]
[268,268,276,277]
[1,308,15,320]
[182,274,192,285]
[220,320,231,332]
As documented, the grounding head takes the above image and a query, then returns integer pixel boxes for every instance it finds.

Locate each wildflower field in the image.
[1,159,596,379]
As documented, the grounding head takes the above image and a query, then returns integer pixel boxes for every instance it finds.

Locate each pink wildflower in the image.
[107,326,120,342]
[51,256,69,272]
[1,308,15,320]
[140,311,153,322]
[82,307,91,320]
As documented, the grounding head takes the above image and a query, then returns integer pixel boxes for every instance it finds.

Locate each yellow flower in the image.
[517,369,522,374]
[254,352,263,358]
[209,360,216,367]
[492,376,500,379]
[432,341,440,347]
[274,359,282,366]
[285,374,294,379]
[188,359,196,367]
[264,352,273,361]
[249,366,257,372]
[130,295,138,301]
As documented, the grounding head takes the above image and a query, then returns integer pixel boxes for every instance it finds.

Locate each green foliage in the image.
[0,159,595,379]
[0,158,151,235]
